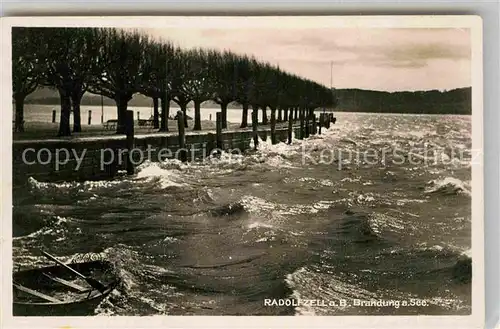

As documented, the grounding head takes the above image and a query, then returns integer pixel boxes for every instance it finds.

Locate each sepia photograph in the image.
[1,15,483,327]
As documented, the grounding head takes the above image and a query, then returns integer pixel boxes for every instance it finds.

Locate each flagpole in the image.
[330,61,333,91]
[330,61,333,112]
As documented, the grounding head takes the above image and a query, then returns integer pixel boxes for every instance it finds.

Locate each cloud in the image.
[141,26,471,91]
[300,32,470,69]
[249,28,471,70]
[375,42,470,68]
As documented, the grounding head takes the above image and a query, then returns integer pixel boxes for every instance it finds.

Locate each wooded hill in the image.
[332,87,471,115]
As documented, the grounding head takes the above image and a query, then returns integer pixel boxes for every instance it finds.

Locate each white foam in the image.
[425,177,471,197]
[240,195,277,213]
[136,161,185,188]
[204,150,245,166]
[461,249,472,258]
[28,176,124,191]
[285,266,380,315]
[356,194,376,203]
[163,236,179,243]
[247,221,275,229]
[340,177,361,183]
[284,267,316,316]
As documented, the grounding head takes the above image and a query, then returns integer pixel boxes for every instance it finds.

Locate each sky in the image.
[139,25,471,92]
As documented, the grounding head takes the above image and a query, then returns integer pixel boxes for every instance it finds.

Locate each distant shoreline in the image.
[21,86,472,115]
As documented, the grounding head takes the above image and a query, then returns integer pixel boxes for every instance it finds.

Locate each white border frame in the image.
[0,15,485,329]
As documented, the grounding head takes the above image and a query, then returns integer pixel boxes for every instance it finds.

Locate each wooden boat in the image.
[13,257,120,316]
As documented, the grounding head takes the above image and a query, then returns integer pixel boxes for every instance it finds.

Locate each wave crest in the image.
[425,177,471,197]
[135,161,186,188]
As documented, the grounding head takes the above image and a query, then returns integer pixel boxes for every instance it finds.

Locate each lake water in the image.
[12,112,472,316]
[21,104,253,124]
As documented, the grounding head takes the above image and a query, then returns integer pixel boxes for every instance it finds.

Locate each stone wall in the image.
[12,126,303,186]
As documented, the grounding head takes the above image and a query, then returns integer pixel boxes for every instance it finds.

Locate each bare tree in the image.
[178,49,217,131]
[234,57,258,128]
[12,28,44,133]
[212,51,238,129]
[69,28,102,132]
[170,49,193,128]
[260,65,281,126]
[34,28,103,136]
[160,46,183,131]
[88,28,147,134]
[37,28,76,136]
[248,61,274,125]
[140,40,176,130]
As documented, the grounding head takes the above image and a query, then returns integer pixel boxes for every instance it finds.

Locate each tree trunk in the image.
[180,103,188,128]
[14,94,25,133]
[71,92,83,133]
[153,96,159,129]
[58,88,72,137]
[261,106,268,125]
[193,100,202,131]
[115,96,129,134]
[160,95,170,132]
[251,104,259,123]
[283,108,288,122]
[277,108,283,122]
[270,107,277,144]
[240,103,249,128]
[221,102,228,129]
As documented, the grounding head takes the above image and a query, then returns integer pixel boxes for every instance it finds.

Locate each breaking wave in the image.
[425,177,471,197]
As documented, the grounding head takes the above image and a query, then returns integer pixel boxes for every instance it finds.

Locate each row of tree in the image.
[12,27,337,135]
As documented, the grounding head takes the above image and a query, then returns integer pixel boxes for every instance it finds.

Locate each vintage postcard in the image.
[0,15,483,328]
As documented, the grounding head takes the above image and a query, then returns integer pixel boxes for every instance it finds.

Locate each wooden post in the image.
[318,113,323,135]
[216,112,223,150]
[101,95,104,123]
[312,113,317,135]
[209,113,212,121]
[52,110,56,123]
[125,110,135,175]
[326,114,331,129]
[305,110,310,138]
[299,110,305,140]
[270,108,277,145]
[88,110,92,125]
[177,110,187,162]
[100,94,104,123]
[252,110,259,150]
[287,113,293,144]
